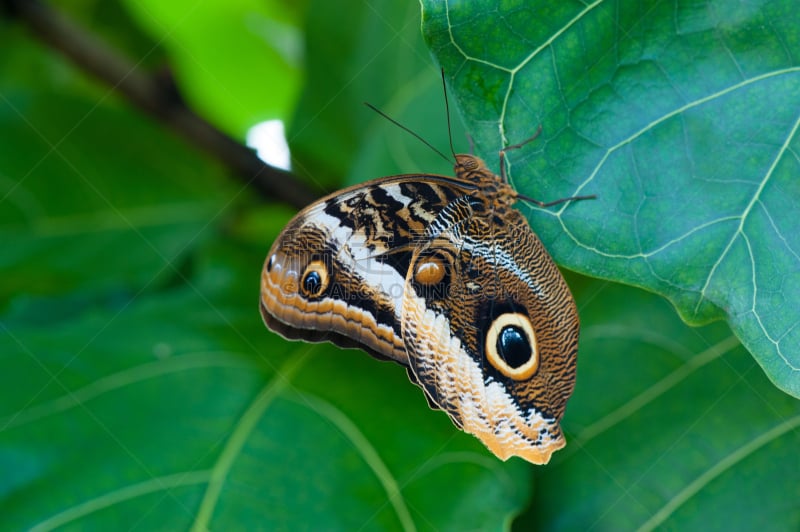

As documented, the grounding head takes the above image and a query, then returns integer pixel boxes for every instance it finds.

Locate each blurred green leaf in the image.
[0,84,228,305]
[119,0,305,138]
[0,240,530,530]
[288,0,457,190]
[421,0,800,397]
[1,4,531,527]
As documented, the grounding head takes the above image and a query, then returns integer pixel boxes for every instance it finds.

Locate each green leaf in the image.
[5,252,798,529]
[421,0,800,398]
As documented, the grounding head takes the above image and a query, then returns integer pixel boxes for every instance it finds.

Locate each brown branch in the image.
[4,0,319,209]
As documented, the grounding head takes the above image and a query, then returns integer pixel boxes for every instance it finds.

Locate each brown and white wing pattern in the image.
[260,154,579,464]
[260,175,472,364]
[401,203,578,464]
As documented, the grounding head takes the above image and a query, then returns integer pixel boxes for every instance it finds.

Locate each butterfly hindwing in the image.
[401,204,578,463]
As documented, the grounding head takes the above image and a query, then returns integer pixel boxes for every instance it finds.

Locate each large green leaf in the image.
[421,0,800,397]
[0,240,530,530]
[518,275,800,529]
[4,249,798,529]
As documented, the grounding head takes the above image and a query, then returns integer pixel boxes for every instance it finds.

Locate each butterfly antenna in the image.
[363,102,452,165]
[440,68,457,160]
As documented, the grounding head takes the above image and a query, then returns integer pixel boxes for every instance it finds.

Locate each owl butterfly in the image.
[260,79,591,464]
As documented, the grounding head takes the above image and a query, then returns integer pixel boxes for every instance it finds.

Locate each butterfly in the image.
[259,83,590,464]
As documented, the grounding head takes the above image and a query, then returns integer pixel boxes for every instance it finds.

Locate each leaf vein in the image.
[577,335,739,443]
[190,353,308,531]
[30,470,211,532]
[293,392,417,532]
[1,352,257,431]
[637,415,800,531]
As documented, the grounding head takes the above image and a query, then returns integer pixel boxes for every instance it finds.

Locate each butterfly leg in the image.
[498,125,543,184]
[500,126,596,207]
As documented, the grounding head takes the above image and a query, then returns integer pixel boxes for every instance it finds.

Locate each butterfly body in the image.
[260,153,579,464]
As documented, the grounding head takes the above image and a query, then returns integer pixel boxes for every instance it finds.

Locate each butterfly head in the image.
[453,153,488,182]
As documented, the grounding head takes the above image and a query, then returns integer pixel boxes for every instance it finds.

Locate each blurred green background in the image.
[1,0,798,530]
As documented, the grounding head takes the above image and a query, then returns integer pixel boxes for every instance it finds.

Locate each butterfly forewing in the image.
[261,175,473,364]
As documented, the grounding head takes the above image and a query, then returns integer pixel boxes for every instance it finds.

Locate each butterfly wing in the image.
[260,171,578,464]
[400,203,579,464]
[260,175,473,364]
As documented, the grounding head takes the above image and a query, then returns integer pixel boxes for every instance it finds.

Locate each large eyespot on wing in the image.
[484,311,539,381]
[299,259,329,298]
[399,211,579,464]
